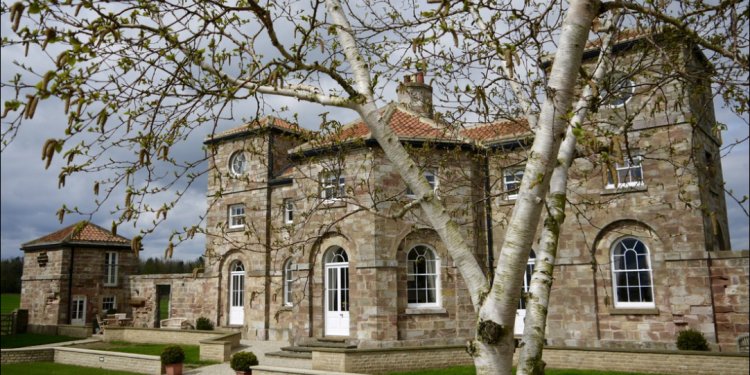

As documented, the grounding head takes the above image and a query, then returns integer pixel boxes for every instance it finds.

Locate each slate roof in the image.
[21,221,130,250]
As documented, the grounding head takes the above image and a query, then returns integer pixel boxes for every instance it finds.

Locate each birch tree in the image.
[2,0,747,374]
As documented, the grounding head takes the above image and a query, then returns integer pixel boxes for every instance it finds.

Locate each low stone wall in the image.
[54,347,161,374]
[199,331,242,361]
[311,345,750,375]
[57,324,92,338]
[104,326,242,362]
[0,347,54,364]
[1,346,160,374]
[542,346,749,375]
[27,324,91,338]
[252,365,366,375]
[105,326,221,345]
[312,345,472,374]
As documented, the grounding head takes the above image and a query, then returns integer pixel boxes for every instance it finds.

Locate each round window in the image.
[601,71,634,107]
[229,151,246,176]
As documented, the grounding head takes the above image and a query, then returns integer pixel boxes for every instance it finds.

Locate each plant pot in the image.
[165,363,183,375]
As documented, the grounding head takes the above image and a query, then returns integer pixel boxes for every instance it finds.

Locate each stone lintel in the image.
[355,259,398,269]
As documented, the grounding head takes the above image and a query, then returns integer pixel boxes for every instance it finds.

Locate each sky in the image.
[1,6,748,262]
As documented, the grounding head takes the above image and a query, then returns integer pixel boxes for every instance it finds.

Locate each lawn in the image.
[76,341,219,367]
[1,293,20,314]
[0,333,79,348]
[0,362,142,375]
[388,366,664,375]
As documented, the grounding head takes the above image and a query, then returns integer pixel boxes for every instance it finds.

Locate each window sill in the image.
[279,306,293,312]
[405,307,447,315]
[320,200,346,209]
[497,198,517,206]
[227,227,244,233]
[608,307,659,315]
[601,184,647,196]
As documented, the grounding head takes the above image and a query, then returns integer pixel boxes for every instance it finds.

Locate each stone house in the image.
[20,221,137,330]
[179,32,749,352]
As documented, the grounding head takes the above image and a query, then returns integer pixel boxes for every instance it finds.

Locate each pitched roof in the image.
[205,116,310,144]
[292,104,463,153]
[460,119,531,144]
[21,221,130,250]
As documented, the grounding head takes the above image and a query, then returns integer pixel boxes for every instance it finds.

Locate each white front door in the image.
[71,295,86,325]
[324,247,349,336]
[229,262,245,325]
[514,251,536,336]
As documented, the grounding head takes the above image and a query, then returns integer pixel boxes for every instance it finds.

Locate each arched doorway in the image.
[324,247,349,336]
[514,250,535,336]
[229,261,245,325]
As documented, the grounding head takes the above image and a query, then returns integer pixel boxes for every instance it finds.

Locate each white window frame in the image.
[406,169,438,198]
[320,171,345,202]
[283,199,294,224]
[606,155,644,189]
[104,251,118,286]
[229,151,246,177]
[601,71,635,108]
[503,166,524,200]
[406,245,441,308]
[228,204,246,229]
[611,237,655,309]
[283,259,294,306]
[102,296,116,312]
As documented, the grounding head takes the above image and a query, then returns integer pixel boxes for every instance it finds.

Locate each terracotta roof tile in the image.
[22,221,130,249]
[295,105,460,152]
[461,119,531,143]
[207,116,311,142]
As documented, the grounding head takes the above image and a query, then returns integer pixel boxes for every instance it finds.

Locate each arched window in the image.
[611,237,654,308]
[324,247,348,263]
[407,245,440,307]
[283,259,294,306]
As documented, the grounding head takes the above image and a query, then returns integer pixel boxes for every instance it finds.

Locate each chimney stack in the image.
[397,71,433,118]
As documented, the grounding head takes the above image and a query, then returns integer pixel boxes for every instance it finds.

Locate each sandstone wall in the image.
[128,273,219,328]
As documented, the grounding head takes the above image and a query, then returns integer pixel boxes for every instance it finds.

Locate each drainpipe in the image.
[483,151,495,283]
[706,252,720,346]
[67,246,75,325]
[263,132,275,341]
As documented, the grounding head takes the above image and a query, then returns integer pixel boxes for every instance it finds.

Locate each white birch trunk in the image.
[516,11,622,375]
[324,0,489,305]
[473,1,600,374]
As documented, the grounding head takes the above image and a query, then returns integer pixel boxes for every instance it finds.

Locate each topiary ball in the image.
[676,328,710,351]
[230,351,259,371]
[160,345,185,364]
[195,317,214,330]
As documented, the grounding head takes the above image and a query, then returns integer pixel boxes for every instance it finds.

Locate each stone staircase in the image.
[266,337,357,360]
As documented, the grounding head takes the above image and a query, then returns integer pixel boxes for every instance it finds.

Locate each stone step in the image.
[281,346,313,353]
[266,350,313,360]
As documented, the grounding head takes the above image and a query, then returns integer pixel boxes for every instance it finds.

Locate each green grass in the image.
[0,333,79,348]
[387,366,663,375]
[1,293,20,314]
[77,341,219,366]
[159,295,169,321]
[1,362,141,375]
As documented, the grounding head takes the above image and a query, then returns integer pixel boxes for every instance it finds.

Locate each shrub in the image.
[160,345,185,364]
[195,317,214,330]
[676,329,709,351]
[230,351,259,371]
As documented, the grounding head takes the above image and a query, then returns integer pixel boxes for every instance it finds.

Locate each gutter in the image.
[67,246,75,325]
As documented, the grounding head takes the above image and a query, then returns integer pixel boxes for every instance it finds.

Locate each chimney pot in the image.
[415,72,424,84]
